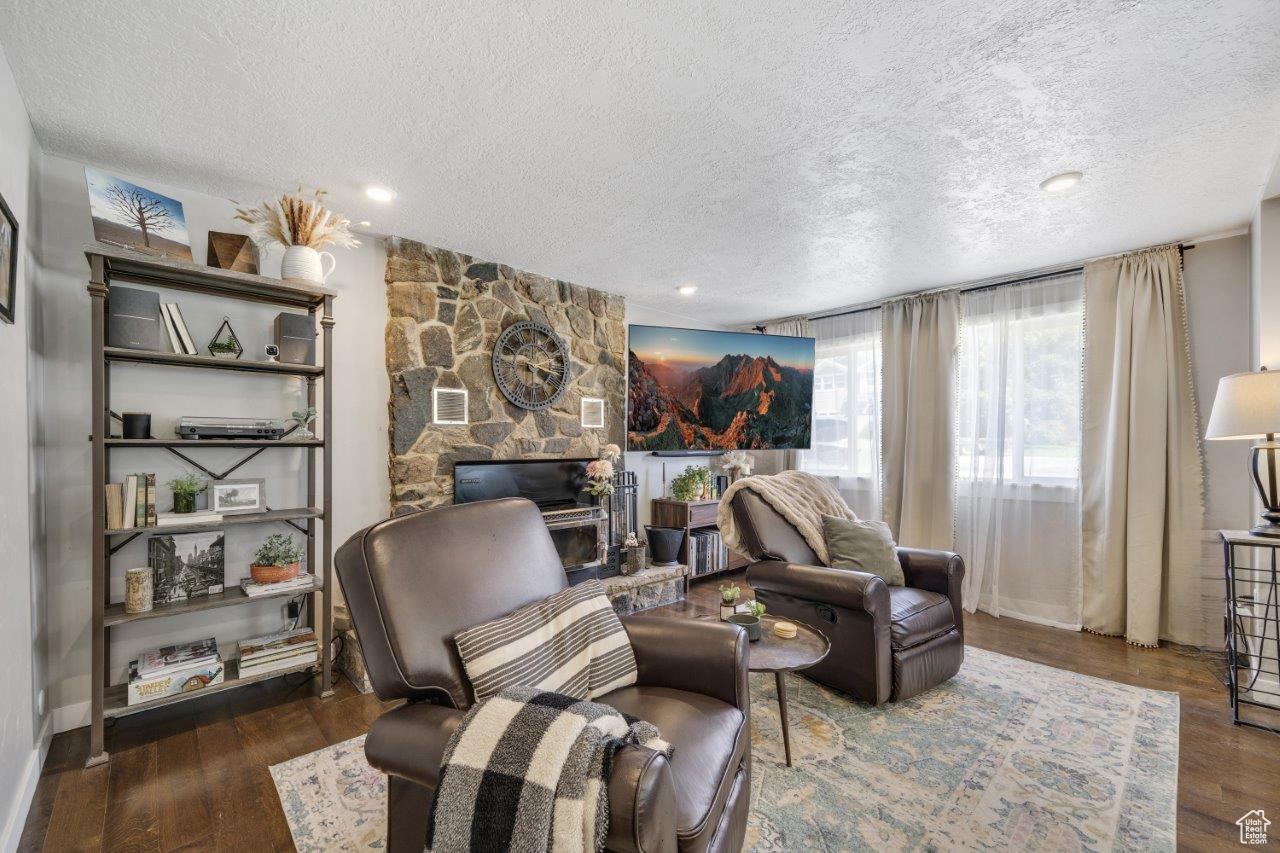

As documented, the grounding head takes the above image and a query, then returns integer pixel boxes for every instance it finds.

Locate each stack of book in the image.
[127,637,224,705]
[236,628,319,678]
[159,301,198,355]
[104,473,157,530]
[157,509,223,528]
[240,572,316,598]
[688,528,729,576]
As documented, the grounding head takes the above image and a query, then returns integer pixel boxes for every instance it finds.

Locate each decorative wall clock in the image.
[492,320,571,410]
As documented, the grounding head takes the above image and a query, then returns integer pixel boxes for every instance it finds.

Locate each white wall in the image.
[0,43,47,853]
[38,155,388,732]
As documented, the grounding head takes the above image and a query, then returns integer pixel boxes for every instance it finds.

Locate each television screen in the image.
[627,325,815,451]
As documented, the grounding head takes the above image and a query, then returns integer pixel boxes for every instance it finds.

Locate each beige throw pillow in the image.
[822,515,904,586]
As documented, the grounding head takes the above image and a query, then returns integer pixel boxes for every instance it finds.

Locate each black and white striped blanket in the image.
[426,687,671,853]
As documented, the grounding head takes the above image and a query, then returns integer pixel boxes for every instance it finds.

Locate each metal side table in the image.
[1221,530,1280,734]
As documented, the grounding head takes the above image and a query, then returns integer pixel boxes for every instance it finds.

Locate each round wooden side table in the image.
[745,616,830,767]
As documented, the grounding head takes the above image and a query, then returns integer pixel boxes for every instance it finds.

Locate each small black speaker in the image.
[107,286,161,351]
[274,312,315,365]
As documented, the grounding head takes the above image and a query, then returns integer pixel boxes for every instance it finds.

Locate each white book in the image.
[157,510,223,527]
[239,573,316,598]
[166,303,198,355]
[121,474,138,530]
[238,651,318,678]
[158,303,182,354]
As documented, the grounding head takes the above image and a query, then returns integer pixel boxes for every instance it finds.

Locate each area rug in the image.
[271,647,1178,851]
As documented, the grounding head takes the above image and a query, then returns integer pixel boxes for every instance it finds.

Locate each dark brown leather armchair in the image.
[336,497,751,853]
[730,489,965,705]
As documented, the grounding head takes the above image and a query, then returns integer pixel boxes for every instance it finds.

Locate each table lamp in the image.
[1206,368,1280,536]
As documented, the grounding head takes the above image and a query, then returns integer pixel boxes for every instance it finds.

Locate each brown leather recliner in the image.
[335,497,751,853]
[730,489,965,705]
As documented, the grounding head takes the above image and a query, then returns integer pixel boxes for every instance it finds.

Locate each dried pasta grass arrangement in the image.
[234,187,359,284]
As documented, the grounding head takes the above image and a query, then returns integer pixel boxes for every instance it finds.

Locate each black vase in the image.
[645,525,683,567]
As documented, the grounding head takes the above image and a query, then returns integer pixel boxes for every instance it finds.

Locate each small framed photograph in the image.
[209,478,266,515]
[0,188,17,325]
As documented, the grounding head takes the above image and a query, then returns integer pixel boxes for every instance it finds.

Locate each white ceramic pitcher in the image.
[281,245,336,284]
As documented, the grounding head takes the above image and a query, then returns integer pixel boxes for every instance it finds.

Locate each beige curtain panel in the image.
[881,291,959,549]
[1081,245,1205,647]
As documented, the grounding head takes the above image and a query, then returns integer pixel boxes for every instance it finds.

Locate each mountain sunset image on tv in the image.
[627,325,815,451]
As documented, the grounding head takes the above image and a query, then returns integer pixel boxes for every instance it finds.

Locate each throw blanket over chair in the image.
[336,497,751,853]
[724,472,965,705]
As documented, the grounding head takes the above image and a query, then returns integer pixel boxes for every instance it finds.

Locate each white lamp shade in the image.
[1205,370,1280,440]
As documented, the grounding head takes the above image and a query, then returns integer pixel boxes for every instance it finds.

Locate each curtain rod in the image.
[804,242,1194,325]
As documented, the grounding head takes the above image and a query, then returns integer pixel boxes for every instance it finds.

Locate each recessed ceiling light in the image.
[676,285,698,296]
[365,185,396,203]
[1039,171,1083,193]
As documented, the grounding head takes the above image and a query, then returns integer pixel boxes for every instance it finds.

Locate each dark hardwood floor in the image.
[20,572,1276,851]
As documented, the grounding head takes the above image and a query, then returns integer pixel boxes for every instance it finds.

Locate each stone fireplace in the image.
[384,237,627,515]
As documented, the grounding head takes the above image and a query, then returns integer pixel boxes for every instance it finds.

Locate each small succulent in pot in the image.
[250,533,303,584]
[718,582,741,620]
[744,599,766,619]
[168,473,207,514]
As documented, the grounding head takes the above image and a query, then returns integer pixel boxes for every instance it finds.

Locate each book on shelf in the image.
[128,656,224,706]
[134,475,146,527]
[159,303,183,354]
[121,474,137,529]
[145,473,157,526]
[156,510,224,527]
[104,484,124,531]
[237,627,316,661]
[166,302,197,356]
[240,572,316,598]
[136,637,219,680]
[237,649,318,679]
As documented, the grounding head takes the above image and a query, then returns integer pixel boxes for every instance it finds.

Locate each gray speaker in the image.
[274,312,316,365]
[107,286,161,351]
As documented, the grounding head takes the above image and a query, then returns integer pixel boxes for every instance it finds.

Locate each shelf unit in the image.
[650,498,749,580]
[85,243,336,767]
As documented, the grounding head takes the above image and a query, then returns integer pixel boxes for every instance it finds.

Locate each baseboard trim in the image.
[1,716,51,853]
[51,700,89,735]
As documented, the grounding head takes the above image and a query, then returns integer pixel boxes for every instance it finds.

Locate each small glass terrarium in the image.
[207,317,244,360]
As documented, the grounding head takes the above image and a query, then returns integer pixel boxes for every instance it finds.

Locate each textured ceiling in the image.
[3,0,1280,324]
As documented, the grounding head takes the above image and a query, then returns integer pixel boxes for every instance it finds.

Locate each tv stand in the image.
[650,498,749,579]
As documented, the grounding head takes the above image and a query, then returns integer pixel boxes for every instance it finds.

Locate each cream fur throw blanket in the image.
[716,471,856,565]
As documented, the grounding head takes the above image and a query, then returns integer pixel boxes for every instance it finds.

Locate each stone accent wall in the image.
[385,237,626,515]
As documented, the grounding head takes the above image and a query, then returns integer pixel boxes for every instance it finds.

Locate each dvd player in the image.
[176,416,285,440]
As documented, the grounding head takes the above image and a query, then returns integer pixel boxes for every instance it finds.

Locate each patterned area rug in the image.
[271,647,1178,851]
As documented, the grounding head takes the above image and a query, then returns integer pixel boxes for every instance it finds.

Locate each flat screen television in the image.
[627,325,815,452]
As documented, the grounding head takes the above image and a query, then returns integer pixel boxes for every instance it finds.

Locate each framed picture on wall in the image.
[0,188,17,325]
[209,478,266,515]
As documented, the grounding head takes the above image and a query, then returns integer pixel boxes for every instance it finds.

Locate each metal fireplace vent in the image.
[432,388,468,425]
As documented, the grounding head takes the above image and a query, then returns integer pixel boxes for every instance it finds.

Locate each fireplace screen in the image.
[547,518,606,572]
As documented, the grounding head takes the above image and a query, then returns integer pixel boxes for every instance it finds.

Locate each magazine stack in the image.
[236,627,319,678]
[128,638,224,706]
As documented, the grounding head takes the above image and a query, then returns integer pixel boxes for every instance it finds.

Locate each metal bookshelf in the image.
[85,243,336,767]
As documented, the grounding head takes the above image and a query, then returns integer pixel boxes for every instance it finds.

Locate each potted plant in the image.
[718,582,742,621]
[250,533,303,584]
[671,465,712,501]
[168,473,206,514]
[287,406,318,441]
[728,599,766,641]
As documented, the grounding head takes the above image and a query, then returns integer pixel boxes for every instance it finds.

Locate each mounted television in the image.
[627,325,815,452]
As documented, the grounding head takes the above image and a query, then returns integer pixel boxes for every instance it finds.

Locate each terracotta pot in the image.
[250,561,300,584]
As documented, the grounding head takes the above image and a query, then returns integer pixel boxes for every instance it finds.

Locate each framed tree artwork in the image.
[84,167,193,261]
[0,188,16,324]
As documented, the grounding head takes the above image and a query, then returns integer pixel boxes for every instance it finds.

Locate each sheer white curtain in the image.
[800,309,882,520]
[955,273,1083,628]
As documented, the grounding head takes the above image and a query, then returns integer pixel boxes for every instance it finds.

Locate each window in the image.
[955,301,1082,484]
[801,309,882,519]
